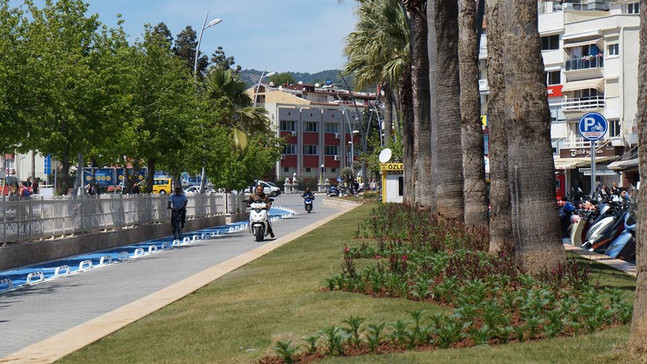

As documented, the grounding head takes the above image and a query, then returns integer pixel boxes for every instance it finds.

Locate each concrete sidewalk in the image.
[563,243,636,277]
[0,194,359,363]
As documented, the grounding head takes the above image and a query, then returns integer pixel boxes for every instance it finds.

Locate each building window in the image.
[4,159,14,170]
[304,122,318,132]
[546,71,561,85]
[280,120,295,131]
[331,168,336,173]
[572,88,602,99]
[609,119,621,137]
[324,122,339,133]
[623,2,640,13]
[324,145,338,155]
[283,144,296,155]
[541,34,559,50]
[607,43,619,56]
[283,167,289,173]
[303,145,318,155]
[306,168,311,173]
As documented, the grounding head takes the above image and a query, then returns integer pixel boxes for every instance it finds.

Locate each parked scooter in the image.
[248,199,273,242]
[605,211,636,262]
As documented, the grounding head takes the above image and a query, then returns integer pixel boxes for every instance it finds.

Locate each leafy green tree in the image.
[0,1,28,153]
[132,25,195,192]
[268,72,295,86]
[21,0,103,194]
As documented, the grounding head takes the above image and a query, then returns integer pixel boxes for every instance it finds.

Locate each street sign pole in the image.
[590,141,596,197]
[578,112,607,198]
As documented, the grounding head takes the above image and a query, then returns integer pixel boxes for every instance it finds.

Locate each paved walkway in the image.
[0,194,357,363]
[564,243,637,277]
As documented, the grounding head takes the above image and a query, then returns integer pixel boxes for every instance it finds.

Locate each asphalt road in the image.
[0,193,338,358]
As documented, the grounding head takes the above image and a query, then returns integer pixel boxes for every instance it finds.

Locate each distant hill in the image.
[240,69,353,89]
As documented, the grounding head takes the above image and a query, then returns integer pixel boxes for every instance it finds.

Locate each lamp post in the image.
[253,69,276,107]
[195,13,222,194]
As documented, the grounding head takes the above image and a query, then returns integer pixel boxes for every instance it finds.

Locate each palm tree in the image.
[486,0,513,252]
[458,0,488,228]
[428,0,464,219]
[343,0,414,202]
[203,67,271,152]
[402,0,432,208]
[501,0,565,273]
[628,0,647,351]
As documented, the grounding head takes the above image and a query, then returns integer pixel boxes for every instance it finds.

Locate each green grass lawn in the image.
[58,204,638,364]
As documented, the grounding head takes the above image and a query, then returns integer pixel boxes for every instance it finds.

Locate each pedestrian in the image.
[32,178,39,195]
[20,182,30,198]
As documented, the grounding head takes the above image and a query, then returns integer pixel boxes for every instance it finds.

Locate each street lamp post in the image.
[195,13,222,194]
[253,69,276,107]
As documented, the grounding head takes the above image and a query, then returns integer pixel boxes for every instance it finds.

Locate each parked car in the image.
[184,185,215,195]
[256,180,281,197]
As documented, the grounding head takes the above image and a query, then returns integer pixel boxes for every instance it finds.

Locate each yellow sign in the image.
[380,163,404,172]
[481,115,487,127]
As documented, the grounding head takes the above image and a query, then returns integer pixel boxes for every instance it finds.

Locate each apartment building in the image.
[248,82,377,182]
[480,0,641,196]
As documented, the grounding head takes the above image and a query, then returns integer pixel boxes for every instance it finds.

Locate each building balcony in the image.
[565,54,604,71]
[562,96,604,112]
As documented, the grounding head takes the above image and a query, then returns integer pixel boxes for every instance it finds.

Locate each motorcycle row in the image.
[560,191,636,263]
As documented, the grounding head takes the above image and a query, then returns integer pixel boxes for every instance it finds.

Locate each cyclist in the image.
[247,184,275,238]
[167,186,188,229]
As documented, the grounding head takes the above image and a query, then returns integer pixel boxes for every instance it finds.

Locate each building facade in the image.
[479,0,641,197]
[249,83,377,183]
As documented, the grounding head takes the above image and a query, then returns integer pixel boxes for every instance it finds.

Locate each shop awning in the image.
[554,156,616,169]
[608,158,639,171]
[563,38,604,49]
[561,78,605,92]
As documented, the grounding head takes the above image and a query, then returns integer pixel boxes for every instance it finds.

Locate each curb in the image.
[563,244,636,277]
[0,204,361,364]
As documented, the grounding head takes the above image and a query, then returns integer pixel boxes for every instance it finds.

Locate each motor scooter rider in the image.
[302,188,314,200]
[247,184,275,238]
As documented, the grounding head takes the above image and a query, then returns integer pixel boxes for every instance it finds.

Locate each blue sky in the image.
[85,0,358,73]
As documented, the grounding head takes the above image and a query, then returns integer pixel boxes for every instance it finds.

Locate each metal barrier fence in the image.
[0,193,248,246]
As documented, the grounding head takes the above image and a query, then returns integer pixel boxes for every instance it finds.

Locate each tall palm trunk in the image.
[629,0,647,351]
[429,0,464,219]
[399,67,415,204]
[458,0,488,228]
[406,0,432,208]
[486,0,513,252]
[383,85,394,145]
[502,0,565,274]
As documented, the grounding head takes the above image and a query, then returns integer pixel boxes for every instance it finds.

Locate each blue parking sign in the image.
[578,112,608,141]
[44,154,52,175]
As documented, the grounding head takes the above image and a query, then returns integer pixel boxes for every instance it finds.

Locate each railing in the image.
[561,96,604,112]
[0,193,247,246]
[565,55,604,71]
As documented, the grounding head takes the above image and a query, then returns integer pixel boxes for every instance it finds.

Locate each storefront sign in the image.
[559,146,620,159]
[547,85,563,98]
[380,163,403,173]
[578,168,618,176]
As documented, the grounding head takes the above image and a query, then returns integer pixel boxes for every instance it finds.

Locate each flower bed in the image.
[261,204,633,363]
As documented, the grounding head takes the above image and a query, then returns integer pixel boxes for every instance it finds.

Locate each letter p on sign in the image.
[584,117,596,130]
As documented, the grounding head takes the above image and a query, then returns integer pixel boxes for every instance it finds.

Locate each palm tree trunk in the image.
[429,0,464,219]
[407,0,432,208]
[502,0,565,274]
[383,85,393,145]
[628,0,647,351]
[486,0,513,253]
[458,0,488,228]
[399,67,415,204]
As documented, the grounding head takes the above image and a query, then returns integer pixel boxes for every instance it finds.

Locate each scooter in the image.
[605,211,636,262]
[303,194,314,213]
[248,199,272,242]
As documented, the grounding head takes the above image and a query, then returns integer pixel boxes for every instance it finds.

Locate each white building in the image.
[480,0,641,197]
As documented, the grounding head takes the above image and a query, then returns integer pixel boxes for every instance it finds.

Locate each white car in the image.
[256,181,281,197]
[184,186,215,195]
